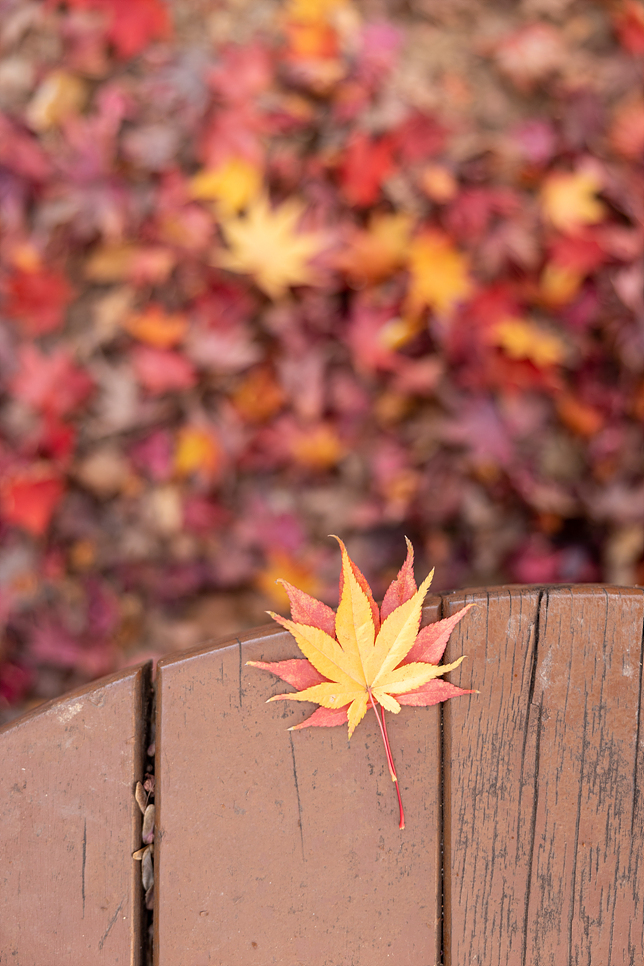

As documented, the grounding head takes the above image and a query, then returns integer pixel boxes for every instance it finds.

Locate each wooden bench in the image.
[2,584,643,964]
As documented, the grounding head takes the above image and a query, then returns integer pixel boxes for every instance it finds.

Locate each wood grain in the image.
[441,585,644,966]
[155,602,442,966]
[0,662,150,965]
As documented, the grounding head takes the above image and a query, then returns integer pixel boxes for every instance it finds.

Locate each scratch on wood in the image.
[237,637,243,709]
[631,611,644,837]
[289,732,305,861]
[81,818,86,918]
[567,696,588,964]
[521,696,543,966]
[98,897,124,950]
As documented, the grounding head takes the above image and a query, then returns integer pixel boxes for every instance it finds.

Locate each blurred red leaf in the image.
[1,468,65,536]
[3,268,75,335]
[64,0,172,58]
[10,346,93,417]
[131,345,197,395]
[338,132,396,207]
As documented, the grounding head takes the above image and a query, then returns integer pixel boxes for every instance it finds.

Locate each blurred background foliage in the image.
[1,0,644,720]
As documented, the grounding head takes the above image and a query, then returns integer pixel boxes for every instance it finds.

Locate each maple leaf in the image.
[248,538,475,827]
[490,317,568,368]
[64,0,172,59]
[189,158,263,216]
[336,212,412,285]
[540,169,606,234]
[215,195,326,298]
[123,304,188,348]
[10,346,94,418]
[405,230,473,319]
[3,267,75,336]
[338,132,397,207]
[1,466,65,537]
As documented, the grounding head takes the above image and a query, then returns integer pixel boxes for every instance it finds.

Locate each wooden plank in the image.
[0,662,151,966]
[442,585,644,966]
[442,585,542,966]
[155,602,442,966]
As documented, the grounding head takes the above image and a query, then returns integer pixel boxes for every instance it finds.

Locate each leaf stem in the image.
[368,690,405,830]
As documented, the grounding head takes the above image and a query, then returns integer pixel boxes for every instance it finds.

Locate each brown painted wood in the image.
[441,584,644,966]
[155,601,442,966]
[0,662,151,966]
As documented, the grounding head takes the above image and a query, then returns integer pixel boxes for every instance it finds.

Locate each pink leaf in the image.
[380,536,417,621]
[397,679,475,707]
[403,604,474,665]
[278,580,337,636]
[246,658,326,690]
[289,706,349,730]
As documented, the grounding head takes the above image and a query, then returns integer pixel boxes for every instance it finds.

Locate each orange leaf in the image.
[249,539,476,828]
[556,394,604,438]
[231,367,286,423]
[336,213,412,285]
[405,230,472,319]
[256,552,321,608]
[123,304,188,348]
[289,422,346,470]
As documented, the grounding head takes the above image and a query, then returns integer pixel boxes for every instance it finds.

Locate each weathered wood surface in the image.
[442,584,644,966]
[154,600,443,966]
[0,662,150,966]
[3,584,644,966]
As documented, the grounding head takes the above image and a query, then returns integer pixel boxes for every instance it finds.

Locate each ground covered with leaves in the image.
[1,0,644,719]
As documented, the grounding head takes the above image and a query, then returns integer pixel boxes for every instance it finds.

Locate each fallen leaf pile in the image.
[2,0,644,719]
[249,538,474,827]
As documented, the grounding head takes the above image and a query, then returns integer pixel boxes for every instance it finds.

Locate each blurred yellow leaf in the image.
[256,550,320,608]
[491,317,567,368]
[540,169,606,233]
[337,212,412,284]
[174,426,222,480]
[285,0,349,25]
[85,244,175,284]
[538,262,584,307]
[405,231,472,318]
[216,195,326,298]
[26,70,87,130]
[189,158,263,216]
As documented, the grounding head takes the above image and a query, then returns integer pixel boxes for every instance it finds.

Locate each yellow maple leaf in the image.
[26,70,87,131]
[540,169,606,233]
[491,317,567,368]
[285,0,348,24]
[405,230,473,319]
[248,538,475,828]
[174,426,221,481]
[215,195,326,299]
[337,212,412,285]
[189,158,262,216]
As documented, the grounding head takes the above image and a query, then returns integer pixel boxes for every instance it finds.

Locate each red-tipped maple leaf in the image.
[248,537,475,828]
